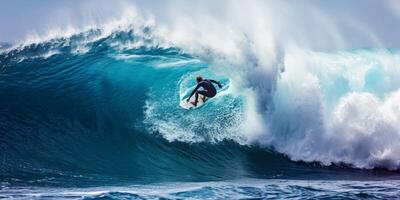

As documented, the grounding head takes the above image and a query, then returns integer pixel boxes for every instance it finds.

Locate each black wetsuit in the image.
[187,79,222,106]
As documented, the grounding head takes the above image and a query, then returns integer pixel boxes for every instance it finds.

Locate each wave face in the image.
[0,29,298,186]
[1,25,400,186]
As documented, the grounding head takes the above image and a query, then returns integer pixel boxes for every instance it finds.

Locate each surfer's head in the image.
[196,75,203,83]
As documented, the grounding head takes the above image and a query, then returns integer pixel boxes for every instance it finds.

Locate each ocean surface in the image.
[1,24,400,199]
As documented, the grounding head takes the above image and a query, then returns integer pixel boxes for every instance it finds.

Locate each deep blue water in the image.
[1,28,400,199]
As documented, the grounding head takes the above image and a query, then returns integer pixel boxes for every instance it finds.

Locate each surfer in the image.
[187,76,222,106]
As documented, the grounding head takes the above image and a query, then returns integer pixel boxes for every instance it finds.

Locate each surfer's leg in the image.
[197,90,209,102]
[192,91,207,106]
[193,92,199,106]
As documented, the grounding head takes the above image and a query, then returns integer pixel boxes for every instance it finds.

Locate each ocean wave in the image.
[2,2,400,186]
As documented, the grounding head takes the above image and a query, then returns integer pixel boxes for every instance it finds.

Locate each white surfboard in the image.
[180,93,206,109]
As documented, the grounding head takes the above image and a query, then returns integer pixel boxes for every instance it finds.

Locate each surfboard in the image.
[179,93,206,109]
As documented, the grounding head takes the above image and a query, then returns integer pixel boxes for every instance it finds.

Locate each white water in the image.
[140,1,400,170]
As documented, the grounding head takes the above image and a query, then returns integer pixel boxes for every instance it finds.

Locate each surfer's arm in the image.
[187,84,200,101]
[209,79,222,88]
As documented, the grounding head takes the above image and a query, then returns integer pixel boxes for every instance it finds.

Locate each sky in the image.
[0,0,131,42]
[0,0,399,48]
